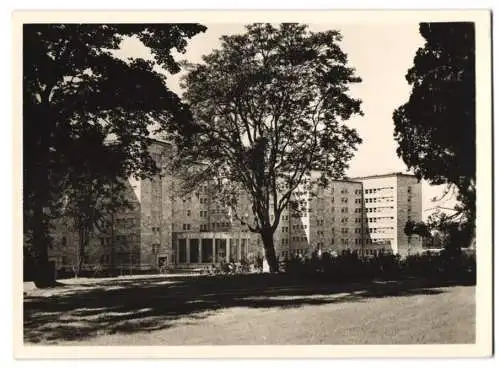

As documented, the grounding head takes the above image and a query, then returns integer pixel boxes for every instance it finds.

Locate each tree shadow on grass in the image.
[23,275,467,344]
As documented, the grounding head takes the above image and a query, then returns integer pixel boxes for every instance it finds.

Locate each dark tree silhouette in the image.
[173,24,363,272]
[59,132,135,278]
[23,24,206,286]
[393,23,475,227]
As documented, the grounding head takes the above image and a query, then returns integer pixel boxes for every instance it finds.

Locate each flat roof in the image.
[309,170,362,184]
[350,172,417,180]
[328,179,363,185]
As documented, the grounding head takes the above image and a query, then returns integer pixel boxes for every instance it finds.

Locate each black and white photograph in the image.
[14,9,492,359]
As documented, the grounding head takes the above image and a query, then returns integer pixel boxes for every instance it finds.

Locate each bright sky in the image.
[118,23,457,220]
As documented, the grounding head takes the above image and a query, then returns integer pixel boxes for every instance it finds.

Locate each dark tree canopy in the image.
[58,134,136,277]
[404,219,430,239]
[174,23,363,272]
[393,22,475,223]
[23,23,206,284]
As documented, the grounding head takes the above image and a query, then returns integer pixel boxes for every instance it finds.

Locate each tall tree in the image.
[393,22,475,226]
[173,23,363,272]
[23,23,206,285]
[60,131,132,278]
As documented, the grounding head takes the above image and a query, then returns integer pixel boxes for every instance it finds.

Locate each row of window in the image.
[176,217,398,234]
[366,239,392,245]
[368,227,395,234]
[365,197,394,204]
[366,206,394,213]
[285,238,357,245]
[185,209,231,217]
[284,216,369,225]
[179,201,403,220]
[280,236,368,248]
[365,187,394,194]
[368,216,395,222]
[309,206,364,214]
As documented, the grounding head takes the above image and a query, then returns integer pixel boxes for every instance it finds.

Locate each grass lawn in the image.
[23,274,475,345]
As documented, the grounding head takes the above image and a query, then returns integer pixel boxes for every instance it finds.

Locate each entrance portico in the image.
[175,232,251,265]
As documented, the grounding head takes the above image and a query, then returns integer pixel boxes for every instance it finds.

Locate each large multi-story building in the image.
[51,140,263,273]
[352,173,423,256]
[50,141,423,272]
[274,178,366,259]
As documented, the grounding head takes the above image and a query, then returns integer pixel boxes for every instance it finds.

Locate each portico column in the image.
[186,237,190,264]
[238,234,242,261]
[198,238,202,263]
[226,237,230,262]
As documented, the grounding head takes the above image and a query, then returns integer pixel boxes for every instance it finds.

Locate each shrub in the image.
[282,249,475,283]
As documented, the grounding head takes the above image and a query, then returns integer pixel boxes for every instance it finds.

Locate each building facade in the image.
[51,141,423,272]
[352,173,423,255]
[273,179,366,259]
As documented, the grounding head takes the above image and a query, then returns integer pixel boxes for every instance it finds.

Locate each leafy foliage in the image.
[426,211,475,253]
[404,219,431,238]
[60,136,134,276]
[283,250,476,283]
[173,23,363,272]
[23,23,206,284]
[393,22,476,224]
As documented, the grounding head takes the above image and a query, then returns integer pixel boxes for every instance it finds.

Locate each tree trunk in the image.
[32,211,53,287]
[75,226,87,278]
[110,212,116,276]
[29,99,55,287]
[31,175,53,287]
[260,228,279,273]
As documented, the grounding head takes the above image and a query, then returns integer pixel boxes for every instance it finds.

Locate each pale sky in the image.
[117,23,457,220]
